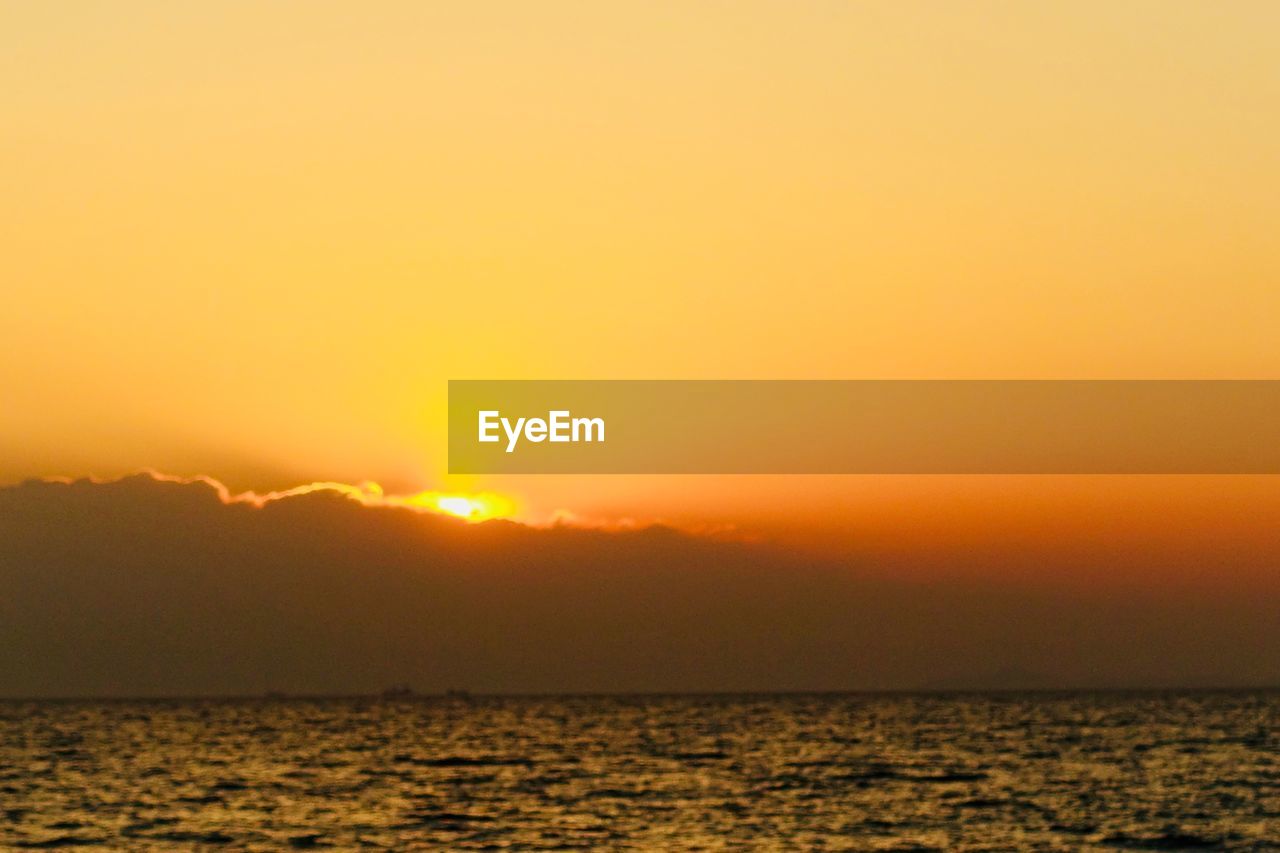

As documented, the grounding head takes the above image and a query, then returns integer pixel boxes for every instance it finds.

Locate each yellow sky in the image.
[3,1,1279,530]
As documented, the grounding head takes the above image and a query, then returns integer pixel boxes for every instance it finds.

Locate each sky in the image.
[1,3,1279,692]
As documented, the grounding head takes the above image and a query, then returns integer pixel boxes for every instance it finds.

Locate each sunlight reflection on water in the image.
[2,692,1278,849]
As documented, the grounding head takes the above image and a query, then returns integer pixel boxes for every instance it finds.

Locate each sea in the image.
[1,691,1278,850]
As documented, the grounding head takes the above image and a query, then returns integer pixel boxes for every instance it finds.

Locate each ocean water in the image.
[1,692,1278,850]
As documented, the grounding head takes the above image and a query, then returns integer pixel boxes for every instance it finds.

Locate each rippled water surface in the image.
[2,692,1279,850]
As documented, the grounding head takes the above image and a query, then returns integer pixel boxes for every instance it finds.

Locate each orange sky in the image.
[3,2,1279,549]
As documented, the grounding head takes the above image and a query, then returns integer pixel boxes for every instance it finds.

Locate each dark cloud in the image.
[0,473,1277,697]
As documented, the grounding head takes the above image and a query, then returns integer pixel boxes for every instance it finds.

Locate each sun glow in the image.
[425,494,496,520]
[399,490,516,522]
[434,496,479,518]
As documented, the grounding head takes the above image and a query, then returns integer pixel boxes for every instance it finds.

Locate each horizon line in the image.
[5,684,1279,703]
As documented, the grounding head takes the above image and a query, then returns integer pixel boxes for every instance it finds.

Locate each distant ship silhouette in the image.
[378,685,473,700]
[379,684,414,699]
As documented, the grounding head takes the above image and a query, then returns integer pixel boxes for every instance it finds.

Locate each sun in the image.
[434,495,484,519]
[395,490,515,522]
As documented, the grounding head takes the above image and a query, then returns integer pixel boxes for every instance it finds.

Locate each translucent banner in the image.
[448,380,1280,474]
